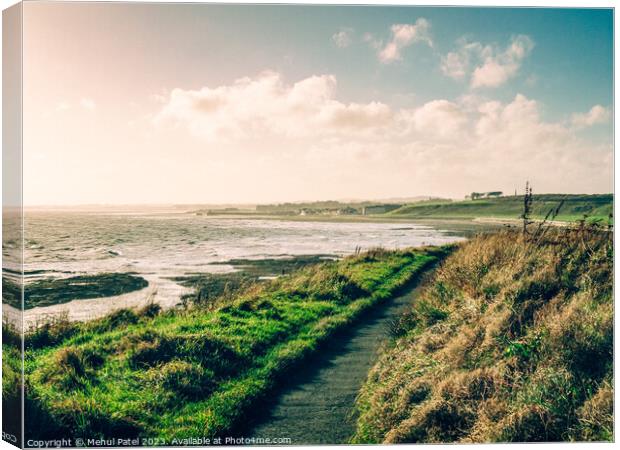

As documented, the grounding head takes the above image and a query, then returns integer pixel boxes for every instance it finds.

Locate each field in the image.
[4,246,449,443]
[197,194,613,226]
[387,194,613,222]
[353,226,613,443]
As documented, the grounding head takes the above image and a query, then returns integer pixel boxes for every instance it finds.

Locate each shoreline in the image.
[7,217,470,328]
[7,274,192,331]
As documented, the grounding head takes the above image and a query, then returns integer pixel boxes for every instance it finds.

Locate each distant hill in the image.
[387,194,613,222]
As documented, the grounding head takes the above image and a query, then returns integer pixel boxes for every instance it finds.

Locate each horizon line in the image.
[16,192,615,209]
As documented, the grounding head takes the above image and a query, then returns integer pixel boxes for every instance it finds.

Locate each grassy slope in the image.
[16,247,449,441]
[353,228,612,443]
[387,194,613,222]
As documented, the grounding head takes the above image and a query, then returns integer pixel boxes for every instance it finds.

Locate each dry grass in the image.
[353,227,613,443]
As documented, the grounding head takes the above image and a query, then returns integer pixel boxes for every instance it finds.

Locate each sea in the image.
[4,208,469,328]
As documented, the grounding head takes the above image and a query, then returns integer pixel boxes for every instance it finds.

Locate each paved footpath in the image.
[247,283,425,445]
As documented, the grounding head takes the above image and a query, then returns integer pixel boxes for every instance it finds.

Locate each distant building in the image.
[299,207,353,216]
[362,204,402,215]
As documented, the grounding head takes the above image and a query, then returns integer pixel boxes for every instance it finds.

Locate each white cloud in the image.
[80,98,96,110]
[414,100,468,136]
[441,50,469,80]
[397,99,468,139]
[154,71,392,141]
[440,39,485,80]
[441,35,534,89]
[377,19,432,63]
[332,28,353,48]
[472,35,534,88]
[153,73,611,195]
[571,105,610,128]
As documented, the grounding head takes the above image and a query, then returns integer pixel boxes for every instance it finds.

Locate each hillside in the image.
[388,194,613,222]
[353,227,612,443]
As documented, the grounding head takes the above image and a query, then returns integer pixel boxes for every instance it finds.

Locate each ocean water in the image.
[8,210,466,327]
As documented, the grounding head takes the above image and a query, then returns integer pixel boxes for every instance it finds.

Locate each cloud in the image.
[440,50,469,80]
[153,73,611,195]
[154,72,595,146]
[154,71,392,141]
[409,100,468,137]
[80,98,96,110]
[440,39,485,80]
[571,105,610,128]
[471,35,534,88]
[377,19,432,63]
[332,28,353,48]
[441,35,534,89]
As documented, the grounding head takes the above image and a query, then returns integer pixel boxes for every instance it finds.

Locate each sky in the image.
[21,3,613,205]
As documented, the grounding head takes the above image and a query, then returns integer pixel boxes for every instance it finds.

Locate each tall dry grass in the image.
[353,227,612,443]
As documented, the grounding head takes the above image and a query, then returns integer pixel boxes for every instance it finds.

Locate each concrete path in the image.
[247,283,425,445]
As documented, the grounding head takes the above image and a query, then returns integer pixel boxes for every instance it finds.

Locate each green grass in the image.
[387,194,612,222]
[3,273,149,309]
[9,246,450,442]
[2,340,22,442]
[208,254,336,277]
[353,227,612,443]
[175,255,336,308]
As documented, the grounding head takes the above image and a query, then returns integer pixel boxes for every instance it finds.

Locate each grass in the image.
[208,254,336,277]
[175,255,336,308]
[387,194,613,222]
[352,226,612,443]
[6,246,450,442]
[3,273,148,309]
[2,338,22,442]
[174,272,260,309]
